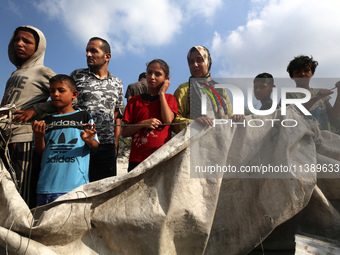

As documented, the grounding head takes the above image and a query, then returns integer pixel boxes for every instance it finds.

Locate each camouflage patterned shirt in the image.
[71,68,124,144]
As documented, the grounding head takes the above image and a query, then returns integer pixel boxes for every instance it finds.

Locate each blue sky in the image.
[1,0,340,106]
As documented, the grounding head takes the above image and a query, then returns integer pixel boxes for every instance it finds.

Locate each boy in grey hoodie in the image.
[1,25,56,207]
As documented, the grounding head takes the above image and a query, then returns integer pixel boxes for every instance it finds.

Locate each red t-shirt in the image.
[123,94,178,162]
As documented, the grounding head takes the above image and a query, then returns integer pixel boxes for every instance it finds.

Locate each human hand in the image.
[12,107,37,123]
[140,118,162,129]
[81,123,97,143]
[315,89,333,100]
[32,120,46,138]
[195,116,214,126]
[158,79,170,96]
[335,81,340,91]
[232,114,245,122]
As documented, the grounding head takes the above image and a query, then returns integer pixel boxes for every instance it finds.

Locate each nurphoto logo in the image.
[194,79,312,128]
[201,84,312,116]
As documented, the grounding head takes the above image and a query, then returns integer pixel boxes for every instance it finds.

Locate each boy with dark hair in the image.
[286,55,340,131]
[253,72,276,110]
[33,74,98,206]
[287,55,318,78]
[138,72,147,81]
[1,25,56,207]
[125,72,148,102]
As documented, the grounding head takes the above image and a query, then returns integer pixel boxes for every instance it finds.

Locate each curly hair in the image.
[287,55,318,78]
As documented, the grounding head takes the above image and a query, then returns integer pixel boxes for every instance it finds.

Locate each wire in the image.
[0,120,191,128]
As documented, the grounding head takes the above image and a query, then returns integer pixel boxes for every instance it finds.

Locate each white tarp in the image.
[1,107,340,254]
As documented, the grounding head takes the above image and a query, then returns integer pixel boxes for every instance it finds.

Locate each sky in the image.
[1,0,340,106]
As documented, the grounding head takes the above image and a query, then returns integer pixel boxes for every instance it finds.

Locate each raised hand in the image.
[81,123,98,146]
[32,120,46,138]
[158,79,170,95]
[315,89,334,100]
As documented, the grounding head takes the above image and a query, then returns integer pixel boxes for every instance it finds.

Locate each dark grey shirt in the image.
[125,81,148,99]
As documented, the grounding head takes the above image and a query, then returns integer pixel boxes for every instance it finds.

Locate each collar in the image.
[86,68,113,80]
[141,93,160,102]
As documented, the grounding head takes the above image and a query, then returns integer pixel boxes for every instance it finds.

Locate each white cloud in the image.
[33,0,222,55]
[211,0,340,81]
[34,0,183,54]
[183,0,222,21]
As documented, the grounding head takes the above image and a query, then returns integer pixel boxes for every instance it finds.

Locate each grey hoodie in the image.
[1,25,56,142]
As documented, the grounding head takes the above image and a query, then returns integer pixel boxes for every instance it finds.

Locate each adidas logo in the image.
[46,119,84,131]
[46,155,76,163]
[49,132,78,153]
[46,132,78,164]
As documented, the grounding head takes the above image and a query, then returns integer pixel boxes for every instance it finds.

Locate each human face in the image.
[254,82,273,102]
[188,51,208,78]
[86,40,110,71]
[146,62,167,94]
[50,81,78,113]
[13,30,36,62]
[291,66,314,87]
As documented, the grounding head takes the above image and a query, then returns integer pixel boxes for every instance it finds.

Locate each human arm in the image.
[222,88,234,118]
[32,120,46,156]
[172,83,193,133]
[173,82,215,128]
[121,98,162,137]
[12,100,59,124]
[195,86,237,126]
[12,107,38,123]
[114,109,121,155]
[159,79,175,124]
[81,123,99,149]
[302,89,334,111]
[328,81,340,121]
[122,118,162,137]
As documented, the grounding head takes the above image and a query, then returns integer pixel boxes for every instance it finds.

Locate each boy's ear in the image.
[72,90,79,99]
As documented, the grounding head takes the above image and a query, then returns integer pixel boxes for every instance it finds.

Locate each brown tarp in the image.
[1,107,340,254]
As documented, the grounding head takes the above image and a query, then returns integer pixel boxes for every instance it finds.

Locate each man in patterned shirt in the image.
[71,37,124,181]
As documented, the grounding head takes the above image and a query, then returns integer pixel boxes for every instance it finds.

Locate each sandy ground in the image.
[117,160,128,176]
[116,150,129,176]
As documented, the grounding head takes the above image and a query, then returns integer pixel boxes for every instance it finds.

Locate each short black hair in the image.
[287,55,318,78]
[254,73,274,86]
[89,37,111,54]
[138,72,146,81]
[49,74,77,91]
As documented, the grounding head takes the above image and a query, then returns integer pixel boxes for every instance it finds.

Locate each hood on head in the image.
[8,25,47,68]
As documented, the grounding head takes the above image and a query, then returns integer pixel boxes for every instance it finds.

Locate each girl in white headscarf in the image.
[173,45,233,133]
